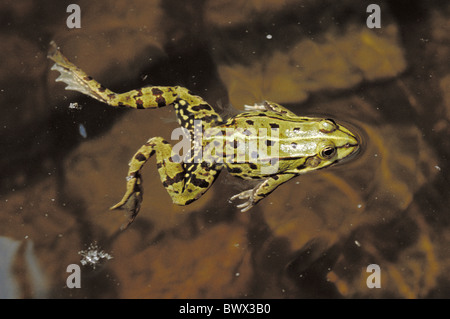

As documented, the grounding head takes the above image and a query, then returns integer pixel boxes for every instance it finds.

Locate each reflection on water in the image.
[0,237,20,298]
[0,237,49,298]
[0,0,450,298]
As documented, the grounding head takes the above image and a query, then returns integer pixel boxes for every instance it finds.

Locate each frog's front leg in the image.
[230,173,297,212]
[111,137,220,229]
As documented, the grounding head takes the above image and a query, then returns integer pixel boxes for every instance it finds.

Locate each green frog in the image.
[48,41,359,228]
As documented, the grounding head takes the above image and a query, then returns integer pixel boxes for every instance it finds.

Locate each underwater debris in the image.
[78,242,113,269]
[69,102,81,110]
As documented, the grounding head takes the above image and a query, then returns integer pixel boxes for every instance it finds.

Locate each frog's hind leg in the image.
[111,136,220,229]
[48,41,223,131]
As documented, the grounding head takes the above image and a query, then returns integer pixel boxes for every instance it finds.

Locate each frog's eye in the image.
[319,119,337,133]
[318,144,337,159]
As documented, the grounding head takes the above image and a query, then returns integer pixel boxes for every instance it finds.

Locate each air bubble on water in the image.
[78,242,113,269]
[78,123,87,138]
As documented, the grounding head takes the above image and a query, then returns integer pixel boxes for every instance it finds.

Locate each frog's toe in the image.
[110,191,143,230]
[110,175,143,229]
[236,201,254,212]
[229,189,252,201]
[230,190,254,212]
[243,103,265,111]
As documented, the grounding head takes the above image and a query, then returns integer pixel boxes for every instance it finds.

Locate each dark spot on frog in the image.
[246,120,254,125]
[190,175,210,188]
[184,198,196,205]
[191,104,212,111]
[249,163,258,170]
[151,88,164,96]
[265,140,276,147]
[228,167,243,174]
[163,171,185,187]
[155,96,166,107]
[135,152,146,162]
[202,165,212,172]
[269,123,279,129]
[135,98,144,109]
[202,115,218,124]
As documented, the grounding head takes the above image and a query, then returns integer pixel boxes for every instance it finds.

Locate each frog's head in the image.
[314,118,360,167]
[287,118,360,174]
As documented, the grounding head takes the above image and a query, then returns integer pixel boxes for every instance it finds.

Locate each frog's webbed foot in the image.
[110,173,143,230]
[48,41,111,104]
[229,189,255,212]
[229,174,298,212]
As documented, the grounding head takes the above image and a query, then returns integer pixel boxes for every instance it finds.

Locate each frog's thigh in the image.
[115,137,182,204]
[171,163,221,205]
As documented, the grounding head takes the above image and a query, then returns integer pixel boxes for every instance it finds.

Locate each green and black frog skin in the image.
[48,41,359,228]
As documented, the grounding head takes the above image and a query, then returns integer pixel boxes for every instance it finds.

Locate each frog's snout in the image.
[344,131,361,159]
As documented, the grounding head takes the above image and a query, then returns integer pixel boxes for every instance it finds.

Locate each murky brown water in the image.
[1,0,450,298]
